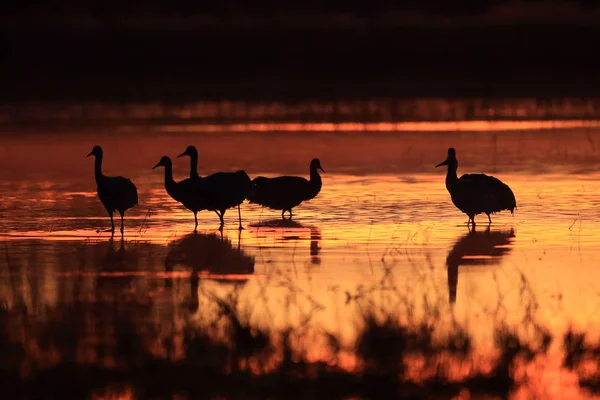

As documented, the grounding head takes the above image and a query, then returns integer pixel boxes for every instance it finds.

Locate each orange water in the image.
[2,125,600,398]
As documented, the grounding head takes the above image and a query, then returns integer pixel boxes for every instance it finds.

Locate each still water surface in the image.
[1,115,600,398]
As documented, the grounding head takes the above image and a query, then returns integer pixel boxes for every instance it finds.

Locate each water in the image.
[2,101,600,398]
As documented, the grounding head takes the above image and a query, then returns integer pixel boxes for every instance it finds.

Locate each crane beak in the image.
[435,159,449,167]
[318,166,325,173]
[152,162,161,170]
[86,151,93,157]
[176,151,187,158]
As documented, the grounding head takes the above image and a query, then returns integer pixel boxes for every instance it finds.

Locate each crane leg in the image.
[237,204,244,230]
[100,212,116,234]
[468,215,476,227]
[289,209,293,220]
[194,212,198,232]
[487,213,492,225]
[281,209,286,219]
[120,212,124,235]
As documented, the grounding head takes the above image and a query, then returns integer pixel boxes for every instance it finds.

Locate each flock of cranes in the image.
[87,145,326,233]
[87,145,517,234]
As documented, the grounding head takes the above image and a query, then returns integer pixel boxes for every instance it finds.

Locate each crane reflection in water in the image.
[249,219,322,265]
[164,232,255,312]
[446,226,515,304]
[98,237,139,271]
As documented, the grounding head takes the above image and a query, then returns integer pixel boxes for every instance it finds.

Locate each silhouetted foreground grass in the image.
[1,289,598,400]
[563,329,600,394]
[1,237,598,399]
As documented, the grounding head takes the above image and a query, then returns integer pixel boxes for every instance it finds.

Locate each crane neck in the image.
[310,165,322,190]
[188,153,200,179]
[161,163,178,196]
[445,160,458,192]
[94,154,105,186]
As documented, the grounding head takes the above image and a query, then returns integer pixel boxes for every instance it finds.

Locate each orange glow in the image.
[3,173,600,335]
[2,124,600,398]
[159,120,600,133]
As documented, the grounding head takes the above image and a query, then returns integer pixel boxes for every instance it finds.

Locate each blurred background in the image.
[2,0,600,102]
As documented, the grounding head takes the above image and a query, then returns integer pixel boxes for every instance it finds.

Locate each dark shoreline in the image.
[4,98,600,129]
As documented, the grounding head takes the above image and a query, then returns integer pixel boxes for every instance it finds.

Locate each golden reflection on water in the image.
[159,120,600,133]
[3,173,600,329]
[2,130,600,398]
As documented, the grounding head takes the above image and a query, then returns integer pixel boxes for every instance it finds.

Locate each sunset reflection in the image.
[2,127,600,398]
[160,119,600,133]
[6,0,600,389]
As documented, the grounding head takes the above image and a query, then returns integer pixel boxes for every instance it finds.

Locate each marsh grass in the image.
[563,329,600,393]
[0,238,599,399]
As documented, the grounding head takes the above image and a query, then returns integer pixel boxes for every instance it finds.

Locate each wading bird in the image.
[177,145,252,230]
[436,148,516,226]
[87,145,138,235]
[248,158,324,219]
[177,145,202,180]
[152,156,208,231]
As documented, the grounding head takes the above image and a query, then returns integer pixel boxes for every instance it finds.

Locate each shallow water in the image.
[2,121,600,398]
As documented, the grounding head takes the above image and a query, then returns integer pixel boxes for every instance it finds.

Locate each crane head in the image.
[436,147,456,167]
[152,156,172,170]
[86,145,103,158]
[177,145,198,159]
[311,158,325,173]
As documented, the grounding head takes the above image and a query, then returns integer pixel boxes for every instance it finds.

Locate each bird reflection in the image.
[96,237,139,292]
[100,237,137,268]
[310,227,321,265]
[165,232,255,312]
[249,219,305,229]
[249,219,321,265]
[446,226,515,304]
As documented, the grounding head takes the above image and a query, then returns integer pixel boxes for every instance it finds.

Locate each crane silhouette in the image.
[152,155,210,231]
[248,158,324,219]
[86,145,138,235]
[177,145,253,230]
[436,148,516,226]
